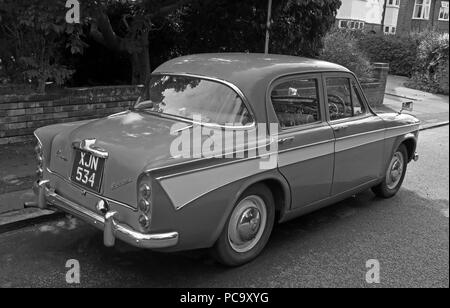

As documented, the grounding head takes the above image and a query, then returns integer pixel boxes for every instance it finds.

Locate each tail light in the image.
[137,182,153,230]
[35,143,43,179]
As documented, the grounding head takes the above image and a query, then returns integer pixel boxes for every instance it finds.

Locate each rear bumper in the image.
[33,180,179,249]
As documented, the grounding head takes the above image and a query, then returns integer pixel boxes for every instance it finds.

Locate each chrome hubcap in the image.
[228,195,267,253]
[386,152,404,190]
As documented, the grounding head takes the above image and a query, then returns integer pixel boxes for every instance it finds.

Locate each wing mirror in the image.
[399,101,413,114]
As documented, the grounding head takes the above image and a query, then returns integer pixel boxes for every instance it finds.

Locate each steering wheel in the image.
[328,94,346,119]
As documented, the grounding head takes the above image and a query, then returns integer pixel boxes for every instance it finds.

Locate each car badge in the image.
[56,149,68,161]
[111,178,134,191]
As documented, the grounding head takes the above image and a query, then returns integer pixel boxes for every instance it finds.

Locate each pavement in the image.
[0,126,447,287]
[0,74,448,225]
[373,75,449,129]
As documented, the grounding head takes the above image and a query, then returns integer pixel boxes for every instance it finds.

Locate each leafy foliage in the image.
[0,0,85,92]
[270,0,342,57]
[1,0,342,89]
[358,33,419,77]
[407,32,449,94]
[319,28,373,78]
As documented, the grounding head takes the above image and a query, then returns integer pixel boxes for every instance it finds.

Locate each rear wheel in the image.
[372,144,408,198]
[212,184,275,266]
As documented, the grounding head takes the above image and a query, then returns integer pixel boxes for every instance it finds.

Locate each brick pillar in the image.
[372,62,390,106]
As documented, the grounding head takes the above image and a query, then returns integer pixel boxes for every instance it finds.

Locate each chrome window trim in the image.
[136,72,257,130]
[329,114,376,125]
[33,132,43,148]
[46,167,137,212]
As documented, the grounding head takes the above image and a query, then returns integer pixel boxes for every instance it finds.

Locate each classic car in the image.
[30,53,420,266]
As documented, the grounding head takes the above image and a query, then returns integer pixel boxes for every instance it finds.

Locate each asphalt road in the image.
[0,126,448,288]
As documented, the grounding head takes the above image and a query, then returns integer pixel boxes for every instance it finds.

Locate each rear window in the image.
[135,75,253,126]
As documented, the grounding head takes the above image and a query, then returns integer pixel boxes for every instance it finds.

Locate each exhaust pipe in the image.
[24,180,50,209]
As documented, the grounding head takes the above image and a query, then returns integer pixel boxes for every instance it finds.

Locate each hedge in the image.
[358,34,419,77]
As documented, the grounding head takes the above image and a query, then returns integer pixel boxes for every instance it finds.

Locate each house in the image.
[336,0,386,33]
[336,0,449,34]
[396,0,449,34]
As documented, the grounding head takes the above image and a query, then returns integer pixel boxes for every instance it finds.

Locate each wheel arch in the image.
[227,173,291,225]
[401,137,417,162]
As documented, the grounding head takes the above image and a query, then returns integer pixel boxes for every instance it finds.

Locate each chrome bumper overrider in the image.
[33,180,179,249]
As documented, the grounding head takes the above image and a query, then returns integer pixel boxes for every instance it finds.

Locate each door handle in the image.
[333,125,349,132]
[278,137,294,144]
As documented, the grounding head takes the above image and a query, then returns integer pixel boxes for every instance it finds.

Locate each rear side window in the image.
[271,78,321,128]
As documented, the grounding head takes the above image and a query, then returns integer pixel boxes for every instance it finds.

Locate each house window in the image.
[439,1,449,21]
[384,26,396,35]
[339,20,348,28]
[338,20,365,30]
[388,0,401,7]
[413,0,431,19]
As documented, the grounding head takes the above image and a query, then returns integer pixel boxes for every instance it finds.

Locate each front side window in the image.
[351,81,367,116]
[271,78,321,128]
[413,0,431,19]
[135,75,253,126]
[326,77,366,121]
[439,1,449,21]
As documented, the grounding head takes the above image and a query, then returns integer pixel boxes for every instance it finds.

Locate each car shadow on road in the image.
[55,188,448,287]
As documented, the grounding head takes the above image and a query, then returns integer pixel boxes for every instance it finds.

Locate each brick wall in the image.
[397,0,450,35]
[0,67,389,145]
[360,63,390,107]
[0,85,142,144]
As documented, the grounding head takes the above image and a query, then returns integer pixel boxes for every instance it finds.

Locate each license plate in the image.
[70,150,106,193]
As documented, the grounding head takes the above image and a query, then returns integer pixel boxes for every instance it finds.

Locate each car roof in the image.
[154,53,349,84]
[153,53,351,122]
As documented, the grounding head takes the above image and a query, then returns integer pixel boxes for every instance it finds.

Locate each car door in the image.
[270,74,335,209]
[323,72,385,195]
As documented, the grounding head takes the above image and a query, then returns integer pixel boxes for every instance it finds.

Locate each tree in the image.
[0,0,342,89]
[0,0,85,93]
[83,0,342,84]
[270,0,342,57]
[84,0,191,85]
[169,0,342,57]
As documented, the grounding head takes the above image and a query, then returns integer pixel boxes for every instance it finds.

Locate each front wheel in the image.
[372,144,408,198]
[212,184,275,266]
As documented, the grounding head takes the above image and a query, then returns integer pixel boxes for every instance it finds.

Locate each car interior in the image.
[271,79,320,128]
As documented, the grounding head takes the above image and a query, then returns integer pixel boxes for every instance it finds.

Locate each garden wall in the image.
[0,67,389,145]
[0,85,142,144]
